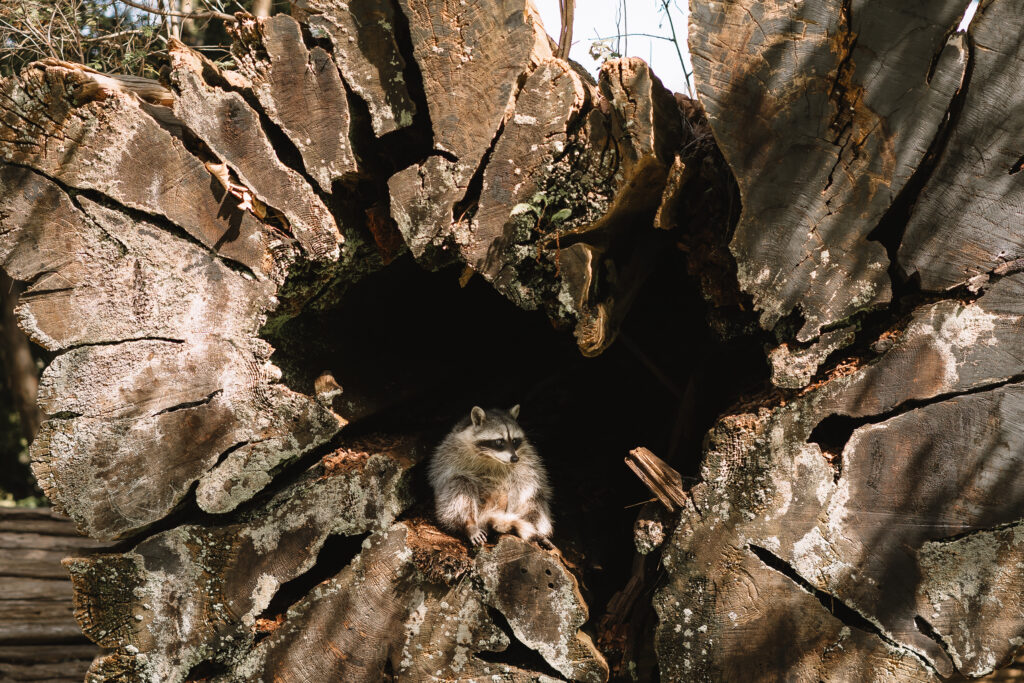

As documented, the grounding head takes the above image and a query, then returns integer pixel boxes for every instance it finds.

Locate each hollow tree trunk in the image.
[0,1,1021,682]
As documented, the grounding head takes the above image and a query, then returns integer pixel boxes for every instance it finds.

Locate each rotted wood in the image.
[0,507,109,682]
[231,522,607,682]
[0,162,343,539]
[3,0,1022,678]
[387,0,554,262]
[65,436,608,682]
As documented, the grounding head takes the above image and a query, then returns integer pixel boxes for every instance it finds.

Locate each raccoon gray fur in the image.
[429,405,553,547]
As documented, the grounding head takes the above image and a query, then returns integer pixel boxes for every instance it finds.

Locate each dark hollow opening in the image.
[263,239,768,669]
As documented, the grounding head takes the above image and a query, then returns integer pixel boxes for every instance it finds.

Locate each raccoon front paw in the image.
[536,536,554,550]
[468,527,488,546]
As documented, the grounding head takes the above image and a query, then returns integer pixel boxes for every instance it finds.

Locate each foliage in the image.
[1,0,162,77]
[0,0,280,79]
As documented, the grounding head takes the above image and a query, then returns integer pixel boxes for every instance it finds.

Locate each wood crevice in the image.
[914,615,957,668]
[475,605,569,680]
[808,369,1024,463]
[925,517,1024,545]
[5,160,264,283]
[41,336,186,356]
[221,30,343,212]
[377,0,442,170]
[152,389,223,416]
[255,531,371,625]
[747,543,943,674]
[868,33,973,298]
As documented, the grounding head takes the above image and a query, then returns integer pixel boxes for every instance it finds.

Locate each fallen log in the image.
[1,0,1023,680]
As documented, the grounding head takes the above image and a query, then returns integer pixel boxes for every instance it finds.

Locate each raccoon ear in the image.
[471,406,486,426]
[508,404,521,419]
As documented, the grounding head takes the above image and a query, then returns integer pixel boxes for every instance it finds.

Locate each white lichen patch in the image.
[893,301,1006,392]
[792,526,849,589]
[243,573,279,626]
[939,303,1000,349]
[915,526,1024,675]
[773,477,793,517]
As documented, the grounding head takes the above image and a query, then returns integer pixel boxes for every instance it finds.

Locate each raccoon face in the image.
[468,405,524,464]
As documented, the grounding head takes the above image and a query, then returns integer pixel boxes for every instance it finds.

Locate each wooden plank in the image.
[0,509,103,679]
[0,645,98,683]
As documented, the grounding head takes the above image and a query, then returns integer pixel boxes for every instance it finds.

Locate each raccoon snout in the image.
[510,454,520,463]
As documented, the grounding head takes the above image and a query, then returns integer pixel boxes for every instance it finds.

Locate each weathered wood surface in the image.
[0,507,106,682]
[691,0,968,342]
[0,1,703,679]
[899,0,1024,292]
[0,0,687,542]
[231,14,358,194]
[655,0,1024,680]
[2,0,1023,680]
[292,0,416,136]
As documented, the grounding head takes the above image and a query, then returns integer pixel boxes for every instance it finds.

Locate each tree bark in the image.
[0,0,1022,681]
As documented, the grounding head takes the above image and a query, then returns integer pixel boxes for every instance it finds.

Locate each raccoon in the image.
[428,405,553,547]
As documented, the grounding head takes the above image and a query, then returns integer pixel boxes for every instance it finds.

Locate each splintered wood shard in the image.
[624,447,687,512]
